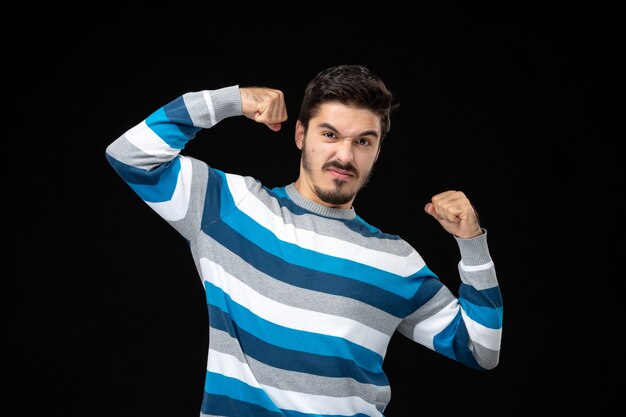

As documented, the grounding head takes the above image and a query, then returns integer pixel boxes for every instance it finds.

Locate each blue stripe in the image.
[268,185,288,199]
[105,153,156,185]
[202,391,374,417]
[264,185,313,216]
[459,299,503,330]
[205,282,384,372]
[207,301,239,339]
[410,277,444,310]
[201,167,225,229]
[162,96,202,139]
[209,217,415,317]
[354,214,381,234]
[204,371,280,412]
[208,304,389,386]
[129,159,180,203]
[105,153,180,203]
[282,408,372,417]
[460,283,503,307]
[203,167,441,317]
[201,171,419,317]
[201,391,282,417]
[215,171,427,298]
[433,313,482,370]
[267,185,399,238]
[459,284,503,329]
[145,100,201,150]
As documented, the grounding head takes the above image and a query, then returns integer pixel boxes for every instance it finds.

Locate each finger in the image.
[424,202,445,221]
[270,105,288,123]
[256,106,288,126]
[432,191,469,220]
[266,123,282,132]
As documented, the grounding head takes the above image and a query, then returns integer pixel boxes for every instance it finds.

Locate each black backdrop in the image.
[6,3,622,416]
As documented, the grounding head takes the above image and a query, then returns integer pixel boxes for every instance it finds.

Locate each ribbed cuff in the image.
[454,228,492,266]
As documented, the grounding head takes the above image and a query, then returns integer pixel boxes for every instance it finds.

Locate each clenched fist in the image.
[424,190,483,239]
[240,87,288,131]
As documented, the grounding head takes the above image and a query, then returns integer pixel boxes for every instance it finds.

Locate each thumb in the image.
[424,203,444,221]
[265,122,282,132]
[424,202,435,216]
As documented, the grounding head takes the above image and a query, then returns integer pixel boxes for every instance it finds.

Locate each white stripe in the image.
[262,383,381,416]
[224,174,424,276]
[412,300,502,352]
[412,299,458,350]
[207,349,261,388]
[145,155,192,221]
[200,258,390,354]
[203,91,217,126]
[459,260,494,272]
[124,120,180,158]
[460,309,502,350]
[207,350,381,416]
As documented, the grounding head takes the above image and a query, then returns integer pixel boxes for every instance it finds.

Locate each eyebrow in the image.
[317,122,380,138]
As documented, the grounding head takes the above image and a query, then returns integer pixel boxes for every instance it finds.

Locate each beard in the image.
[301,142,374,206]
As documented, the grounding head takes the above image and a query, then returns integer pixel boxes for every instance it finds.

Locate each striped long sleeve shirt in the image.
[105,85,503,417]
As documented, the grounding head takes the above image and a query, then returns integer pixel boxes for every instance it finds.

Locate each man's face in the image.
[294,102,382,208]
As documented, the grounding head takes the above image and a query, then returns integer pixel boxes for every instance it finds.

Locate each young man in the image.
[105,64,502,417]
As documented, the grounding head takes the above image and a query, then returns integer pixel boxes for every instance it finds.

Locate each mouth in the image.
[324,161,357,180]
[326,167,355,180]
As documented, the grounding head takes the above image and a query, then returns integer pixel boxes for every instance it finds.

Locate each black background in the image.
[6,3,623,416]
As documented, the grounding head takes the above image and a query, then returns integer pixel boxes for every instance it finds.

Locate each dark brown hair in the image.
[298,64,397,143]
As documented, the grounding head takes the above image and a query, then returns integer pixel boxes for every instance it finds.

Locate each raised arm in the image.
[397,191,502,370]
[104,86,288,239]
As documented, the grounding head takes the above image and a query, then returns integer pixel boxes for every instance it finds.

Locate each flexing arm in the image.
[104,86,287,239]
[397,191,502,370]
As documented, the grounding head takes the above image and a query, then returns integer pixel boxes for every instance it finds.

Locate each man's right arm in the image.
[104,86,243,239]
[105,86,242,174]
[104,86,287,239]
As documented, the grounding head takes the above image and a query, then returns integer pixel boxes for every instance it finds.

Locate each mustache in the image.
[322,161,358,176]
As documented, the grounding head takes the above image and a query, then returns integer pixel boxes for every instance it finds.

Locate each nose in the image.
[336,139,355,164]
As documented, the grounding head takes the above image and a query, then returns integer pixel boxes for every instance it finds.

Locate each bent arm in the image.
[104,86,243,238]
[398,232,502,370]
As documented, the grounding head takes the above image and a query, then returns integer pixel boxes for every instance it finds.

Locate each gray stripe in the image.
[396,285,453,338]
[471,342,500,370]
[143,157,209,242]
[184,86,242,128]
[209,328,389,411]
[239,176,416,257]
[193,232,399,336]
[458,262,498,290]
[397,286,501,370]
[246,354,387,410]
[209,327,247,363]
[105,134,171,171]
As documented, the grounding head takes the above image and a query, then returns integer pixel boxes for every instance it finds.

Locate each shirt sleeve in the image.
[104,86,242,240]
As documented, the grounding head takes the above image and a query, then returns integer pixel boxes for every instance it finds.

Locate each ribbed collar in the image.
[285,183,356,220]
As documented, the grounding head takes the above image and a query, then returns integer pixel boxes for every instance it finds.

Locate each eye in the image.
[322,131,337,139]
[357,138,371,146]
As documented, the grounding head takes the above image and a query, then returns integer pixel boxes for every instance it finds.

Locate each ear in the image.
[295,120,305,150]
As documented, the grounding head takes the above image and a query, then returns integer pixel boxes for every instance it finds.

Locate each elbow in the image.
[476,349,500,370]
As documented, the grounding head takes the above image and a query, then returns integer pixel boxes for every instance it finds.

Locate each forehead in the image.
[312,102,381,137]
